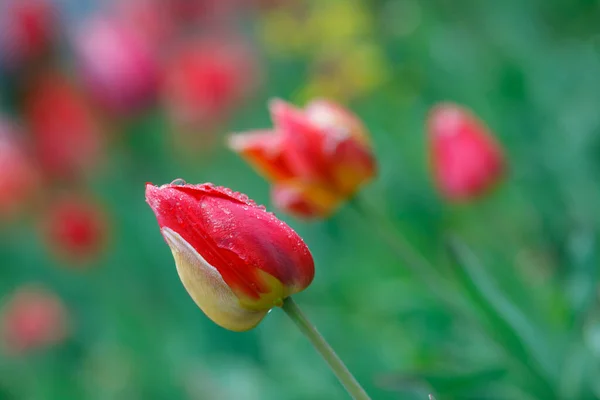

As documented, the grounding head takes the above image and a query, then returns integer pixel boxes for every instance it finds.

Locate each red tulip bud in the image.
[162,38,258,131]
[229,99,376,218]
[145,181,314,331]
[428,103,505,202]
[42,195,108,265]
[24,74,102,180]
[1,285,69,354]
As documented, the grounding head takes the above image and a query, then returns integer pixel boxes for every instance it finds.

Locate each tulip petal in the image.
[272,184,340,219]
[269,99,332,182]
[328,138,377,196]
[162,227,267,331]
[227,130,294,182]
[304,99,370,145]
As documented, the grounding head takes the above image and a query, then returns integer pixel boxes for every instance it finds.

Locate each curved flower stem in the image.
[281,297,372,400]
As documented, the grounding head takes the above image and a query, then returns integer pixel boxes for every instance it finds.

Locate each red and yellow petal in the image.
[269,98,332,183]
[329,137,377,196]
[227,130,294,182]
[161,227,271,331]
[272,182,343,219]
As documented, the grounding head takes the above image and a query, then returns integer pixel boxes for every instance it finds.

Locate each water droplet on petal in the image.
[171,178,187,186]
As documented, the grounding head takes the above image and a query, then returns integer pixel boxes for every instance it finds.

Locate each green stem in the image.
[446,237,556,399]
[281,297,371,400]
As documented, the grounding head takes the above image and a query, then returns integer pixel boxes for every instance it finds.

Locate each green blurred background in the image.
[2,0,600,399]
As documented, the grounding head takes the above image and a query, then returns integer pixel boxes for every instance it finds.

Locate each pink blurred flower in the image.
[42,194,109,265]
[428,103,505,202]
[111,0,176,47]
[0,0,56,68]
[163,38,259,131]
[24,74,102,180]
[1,284,69,354]
[0,120,39,220]
[73,16,160,114]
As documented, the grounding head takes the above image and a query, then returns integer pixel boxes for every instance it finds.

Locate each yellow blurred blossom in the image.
[260,0,390,101]
[261,0,373,57]
[297,42,391,102]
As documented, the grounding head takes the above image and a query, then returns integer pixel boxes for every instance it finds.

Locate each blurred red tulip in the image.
[1,284,69,354]
[0,0,56,68]
[0,120,39,220]
[428,103,505,202]
[146,182,314,331]
[42,195,108,265]
[73,16,160,114]
[229,99,376,218]
[24,74,102,180]
[163,38,259,131]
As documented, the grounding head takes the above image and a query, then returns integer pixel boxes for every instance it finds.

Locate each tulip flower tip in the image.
[226,134,243,150]
[268,98,296,118]
[428,104,465,137]
[267,97,285,109]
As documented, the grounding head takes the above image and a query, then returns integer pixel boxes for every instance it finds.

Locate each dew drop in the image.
[171,178,187,186]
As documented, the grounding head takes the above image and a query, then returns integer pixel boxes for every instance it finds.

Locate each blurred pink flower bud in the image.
[1,285,69,354]
[25,74,102,178]
[73,16,160,114]
[111,0,176,47]
[42,194,108,265]
[24,74,102,180]
[0,120,39,221]
[428,103,505,202]
[0,0,56,69]
[162,38,259,131]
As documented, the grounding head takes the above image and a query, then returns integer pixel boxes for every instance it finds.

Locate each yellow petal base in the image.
[162,228,268,332]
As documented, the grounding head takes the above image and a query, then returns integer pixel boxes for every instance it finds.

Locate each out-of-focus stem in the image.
[349,197,556,398]
[446,237,557,399]
[281,297,372,400]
